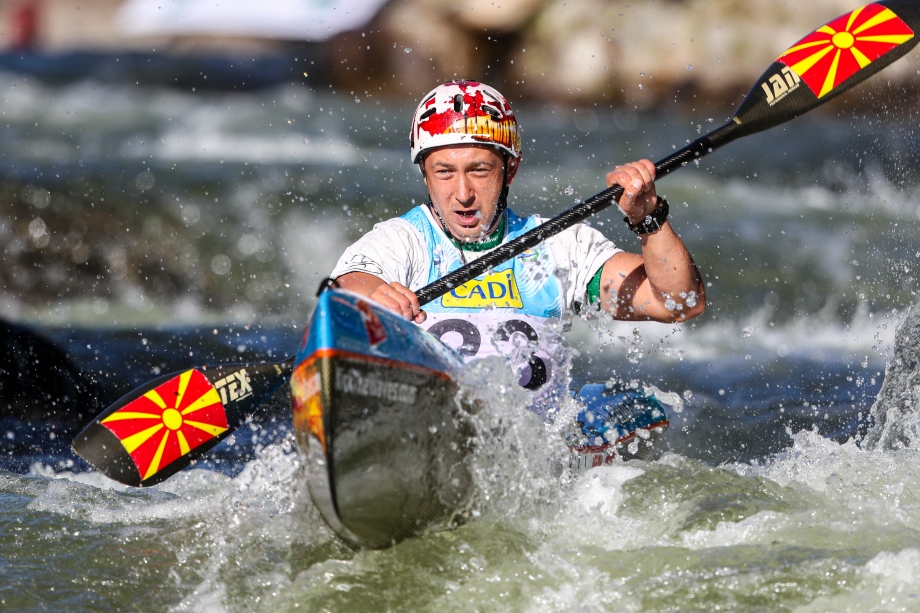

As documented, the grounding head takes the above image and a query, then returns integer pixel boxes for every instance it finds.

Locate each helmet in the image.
[410,80,522,164]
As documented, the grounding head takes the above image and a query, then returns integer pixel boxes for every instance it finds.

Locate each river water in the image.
[3,68,920,611]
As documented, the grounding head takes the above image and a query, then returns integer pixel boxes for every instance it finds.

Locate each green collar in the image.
[440,212,506,252]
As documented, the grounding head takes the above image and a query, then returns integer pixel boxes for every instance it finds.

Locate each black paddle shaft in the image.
[414,131,723,306]
[415,0,920,307]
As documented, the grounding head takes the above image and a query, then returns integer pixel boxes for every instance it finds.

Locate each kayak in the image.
[291,289,471,548]
[291,289,669,548]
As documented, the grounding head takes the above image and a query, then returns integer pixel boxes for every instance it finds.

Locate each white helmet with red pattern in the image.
[410,80,522,164]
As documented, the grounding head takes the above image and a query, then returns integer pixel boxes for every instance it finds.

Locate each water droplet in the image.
[135,169,155,191]
[564,186,574,196]
[28,217,47,240]
[687,64,693,70]
[404,47,412,53]
[211,254,232,276]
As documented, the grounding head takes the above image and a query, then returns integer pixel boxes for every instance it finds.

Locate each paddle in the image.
[73,0,920,486]
[417,0,920,304]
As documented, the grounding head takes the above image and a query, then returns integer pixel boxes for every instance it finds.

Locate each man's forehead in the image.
[423,144,503,165]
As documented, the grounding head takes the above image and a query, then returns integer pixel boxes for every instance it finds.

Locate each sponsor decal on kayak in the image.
[213,368,253,404]
[776,3,914,99]
[335,366,418,404]
[100,369,228,481]
[569,448,616,471]
[441,269,523,309]
[355,299,387,346]
[291,363,325,451]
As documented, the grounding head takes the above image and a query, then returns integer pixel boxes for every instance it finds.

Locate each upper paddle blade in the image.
[73,358,293,487]
[725,0,919,142]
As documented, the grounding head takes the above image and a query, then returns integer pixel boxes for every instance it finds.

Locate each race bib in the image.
[423,313,554,390]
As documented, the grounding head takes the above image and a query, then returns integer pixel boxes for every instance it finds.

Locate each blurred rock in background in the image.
[0,0,916,104]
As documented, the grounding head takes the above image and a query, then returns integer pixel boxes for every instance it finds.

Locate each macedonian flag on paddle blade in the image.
[100,369,228,482]
[777,3,915,99]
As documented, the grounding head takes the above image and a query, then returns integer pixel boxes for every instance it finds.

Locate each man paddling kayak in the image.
[331,80,705,389]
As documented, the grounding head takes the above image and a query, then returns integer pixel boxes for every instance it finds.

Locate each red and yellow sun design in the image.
[777,3,914,98]
[101,369,228,481]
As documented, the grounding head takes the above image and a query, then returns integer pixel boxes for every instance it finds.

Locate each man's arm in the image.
[597,160,706,322]
[598,224,706,322]
[336,272,426,323]
[330,217,428,323]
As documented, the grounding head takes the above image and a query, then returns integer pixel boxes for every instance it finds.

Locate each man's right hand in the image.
[335,272,427,323]
[368,281,426,323]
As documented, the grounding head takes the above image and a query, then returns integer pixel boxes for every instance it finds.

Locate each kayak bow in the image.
[292,290,475,548]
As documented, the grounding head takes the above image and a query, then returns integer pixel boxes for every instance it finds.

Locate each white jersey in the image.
[331,205,620,391]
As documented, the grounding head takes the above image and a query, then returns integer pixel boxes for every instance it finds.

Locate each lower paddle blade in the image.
[73,358,293,487]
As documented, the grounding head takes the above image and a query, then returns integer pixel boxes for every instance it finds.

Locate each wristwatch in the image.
[624,196,669,235]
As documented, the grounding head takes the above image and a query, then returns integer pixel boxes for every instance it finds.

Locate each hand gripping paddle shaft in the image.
[74,0,920,486]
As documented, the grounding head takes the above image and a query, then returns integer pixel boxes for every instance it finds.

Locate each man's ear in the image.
[418,158,428,186]
[505,155,521,186]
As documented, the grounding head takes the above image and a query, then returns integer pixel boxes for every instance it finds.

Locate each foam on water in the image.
[13,384,920,612]
[570,302,899,365]
[8,435,335,612]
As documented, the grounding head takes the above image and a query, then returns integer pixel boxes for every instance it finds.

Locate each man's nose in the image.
[455,174,474,203]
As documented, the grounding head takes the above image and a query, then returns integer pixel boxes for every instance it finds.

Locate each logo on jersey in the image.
[442,270,523,308]
[516,248,541,263]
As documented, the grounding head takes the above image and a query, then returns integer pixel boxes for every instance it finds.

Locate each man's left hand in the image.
[606,159,658,225]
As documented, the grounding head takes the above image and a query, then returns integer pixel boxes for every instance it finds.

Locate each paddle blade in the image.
[723,0,919,143]
[73,358,293,487]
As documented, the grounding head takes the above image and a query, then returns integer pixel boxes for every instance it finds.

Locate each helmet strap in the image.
[493,155,510,229]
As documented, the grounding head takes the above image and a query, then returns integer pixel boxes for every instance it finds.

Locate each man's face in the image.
[420,145,517,241]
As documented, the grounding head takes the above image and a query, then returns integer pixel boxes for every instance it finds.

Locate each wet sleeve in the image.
[329,218,429,289]
[547,221,621,309]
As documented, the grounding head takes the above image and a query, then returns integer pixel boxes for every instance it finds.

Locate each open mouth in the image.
[454,210,481,227]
